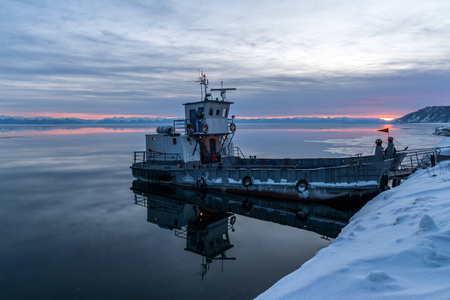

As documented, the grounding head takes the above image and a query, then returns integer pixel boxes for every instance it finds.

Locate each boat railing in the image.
[172,118,236,135]
[173,119,187,133]
[133,150,184,167]
[133,151,146,163]
[148,151,184,165]
[234,147,246,159]
[228,160,382,171]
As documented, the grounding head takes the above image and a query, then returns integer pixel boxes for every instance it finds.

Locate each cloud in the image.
[1,0,449,117]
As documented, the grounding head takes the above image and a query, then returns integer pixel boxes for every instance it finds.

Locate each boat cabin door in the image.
[209,138,217,154]
[210,138,219,162]
[189,109,197,132]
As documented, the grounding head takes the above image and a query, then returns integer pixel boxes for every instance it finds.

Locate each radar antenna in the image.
[211,81,236,101]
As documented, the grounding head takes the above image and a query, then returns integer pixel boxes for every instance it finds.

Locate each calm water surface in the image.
[0,123,445,299]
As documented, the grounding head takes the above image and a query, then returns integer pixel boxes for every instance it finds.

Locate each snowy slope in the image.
[258,138,450,300]
[394,106,450,123]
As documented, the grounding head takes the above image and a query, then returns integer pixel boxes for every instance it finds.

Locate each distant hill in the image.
[393,106,450,123]
[0,115,388,125]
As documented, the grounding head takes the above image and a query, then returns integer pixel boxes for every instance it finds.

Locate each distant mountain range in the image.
[393,106,450,123]
[3,107,449,125]
[0,116,176,125]
[0,115,388,124]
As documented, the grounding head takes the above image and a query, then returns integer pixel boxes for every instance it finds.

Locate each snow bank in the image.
[258,139,450,300]
[436,137,450,157]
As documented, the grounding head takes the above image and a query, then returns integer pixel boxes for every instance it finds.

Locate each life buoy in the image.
[186,124,194,135]
[242,200,253,212]
[197,176,206,187]
[296,180,308,193]
[242,176,252,188]
[296,209,308,221]
[196,190,206,200]
[202,123,209,134]
[230,123,236,133]
[230,215,236,225]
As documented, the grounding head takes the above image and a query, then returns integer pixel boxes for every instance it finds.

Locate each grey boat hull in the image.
[131,157,393,202]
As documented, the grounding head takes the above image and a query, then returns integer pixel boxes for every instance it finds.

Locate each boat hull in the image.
[131,159,392,202]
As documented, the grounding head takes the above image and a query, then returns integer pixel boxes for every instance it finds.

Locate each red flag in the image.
[377,128,389,133]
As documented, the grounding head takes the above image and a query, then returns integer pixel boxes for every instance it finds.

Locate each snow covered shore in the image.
[258,140,450,300]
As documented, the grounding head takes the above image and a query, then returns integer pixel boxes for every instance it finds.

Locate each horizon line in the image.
[1,112,398,121]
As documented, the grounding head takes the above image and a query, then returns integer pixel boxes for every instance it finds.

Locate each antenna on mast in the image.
[195,71,210,101]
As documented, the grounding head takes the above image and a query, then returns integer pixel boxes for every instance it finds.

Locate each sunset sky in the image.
[1,0,449,120]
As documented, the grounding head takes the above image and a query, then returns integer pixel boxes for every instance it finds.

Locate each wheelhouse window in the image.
[223,108,228,117]
[173,138,177,145]
[209,108,214,116]
[216,109,221,116]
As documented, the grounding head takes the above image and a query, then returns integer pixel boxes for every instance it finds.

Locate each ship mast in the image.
[196,71,210,101]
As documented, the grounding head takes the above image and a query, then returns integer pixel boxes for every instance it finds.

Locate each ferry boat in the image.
[131,73,399,202]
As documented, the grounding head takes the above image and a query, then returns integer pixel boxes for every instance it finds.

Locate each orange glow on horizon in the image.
[4,112,400,121]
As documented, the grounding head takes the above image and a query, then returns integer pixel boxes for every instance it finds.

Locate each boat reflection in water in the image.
[131,180,367,279]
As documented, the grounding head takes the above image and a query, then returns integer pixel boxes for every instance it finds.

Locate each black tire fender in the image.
[296,180,309,193]
[197,176,206,187]
[242,200,253,212]
[242,176,252,188]
[296,209,308,221]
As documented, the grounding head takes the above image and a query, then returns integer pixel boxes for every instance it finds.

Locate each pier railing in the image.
[388,146,449,179]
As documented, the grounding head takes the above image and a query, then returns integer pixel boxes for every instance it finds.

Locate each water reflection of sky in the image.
[0,123,445,299]
[0,125,155,135]
[0,128,330,299]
